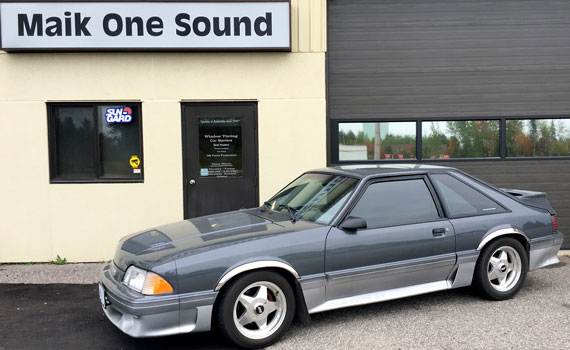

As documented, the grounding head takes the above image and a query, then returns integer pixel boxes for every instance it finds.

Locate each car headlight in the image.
[123,266,173,295]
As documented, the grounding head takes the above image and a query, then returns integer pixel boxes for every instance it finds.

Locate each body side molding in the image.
[477,227,530,251]
[214,260,301,291]
[308,280,449,314]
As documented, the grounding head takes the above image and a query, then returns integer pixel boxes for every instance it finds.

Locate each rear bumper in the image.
[99,261,217,337]
[529,232,564,271]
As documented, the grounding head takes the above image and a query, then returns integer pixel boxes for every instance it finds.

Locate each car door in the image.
[324,175,456,300]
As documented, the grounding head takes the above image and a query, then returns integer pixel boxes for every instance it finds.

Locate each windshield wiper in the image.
[276,204,299,223]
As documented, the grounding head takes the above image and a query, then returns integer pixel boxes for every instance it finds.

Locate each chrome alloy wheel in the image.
[232,281,287,340]
[487,246,522,292]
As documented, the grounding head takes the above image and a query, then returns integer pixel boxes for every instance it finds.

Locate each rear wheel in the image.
[215,271,295,349]
[473,237,528,300]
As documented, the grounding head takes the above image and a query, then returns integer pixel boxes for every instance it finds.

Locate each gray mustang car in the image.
[99,164,563,348]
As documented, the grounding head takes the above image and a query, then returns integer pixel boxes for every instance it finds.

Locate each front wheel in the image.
[473,237,528,300]
[215,271,296,349]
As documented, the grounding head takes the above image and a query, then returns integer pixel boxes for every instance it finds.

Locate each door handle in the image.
[189,179,196,186]
[432,228,446,237]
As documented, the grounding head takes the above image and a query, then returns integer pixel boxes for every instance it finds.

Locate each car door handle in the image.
[432,228,446,237]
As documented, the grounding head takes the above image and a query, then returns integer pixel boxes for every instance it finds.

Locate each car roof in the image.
[308,164,457,179]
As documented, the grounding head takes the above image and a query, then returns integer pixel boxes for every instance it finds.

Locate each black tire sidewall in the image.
[215,271,296,349]
[474,237,528,300]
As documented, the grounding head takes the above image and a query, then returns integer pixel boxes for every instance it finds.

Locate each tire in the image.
[215,271,296,349]
[473,237,528,300]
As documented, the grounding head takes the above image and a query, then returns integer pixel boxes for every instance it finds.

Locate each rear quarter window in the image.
[430,173,506,217]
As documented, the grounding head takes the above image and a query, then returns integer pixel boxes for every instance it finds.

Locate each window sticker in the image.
[129,155,141,173]
[106,107,133,123]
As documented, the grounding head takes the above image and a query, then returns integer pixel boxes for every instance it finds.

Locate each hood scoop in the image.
[121,230,176,256]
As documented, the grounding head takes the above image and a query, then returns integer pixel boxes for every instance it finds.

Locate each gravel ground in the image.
[0,263,103,284]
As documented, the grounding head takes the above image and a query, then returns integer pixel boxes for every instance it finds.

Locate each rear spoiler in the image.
[500,188,556,215]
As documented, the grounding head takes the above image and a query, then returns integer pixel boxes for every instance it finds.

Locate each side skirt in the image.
[308,280,449,314]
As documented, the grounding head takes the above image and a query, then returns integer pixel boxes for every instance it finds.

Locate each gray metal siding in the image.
[327,0,570,248]
[328,0,570,118]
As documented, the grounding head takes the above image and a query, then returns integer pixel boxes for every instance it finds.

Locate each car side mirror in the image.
[341,216,367,232]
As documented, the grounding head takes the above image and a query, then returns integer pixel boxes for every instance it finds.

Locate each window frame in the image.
[339,175,446,230]
[47,102,144,184]
[330,115,570,164]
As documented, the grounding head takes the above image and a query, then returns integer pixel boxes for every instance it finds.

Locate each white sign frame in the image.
[0,1,291,51]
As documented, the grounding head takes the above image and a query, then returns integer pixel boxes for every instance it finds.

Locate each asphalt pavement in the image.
[1,256,569,350]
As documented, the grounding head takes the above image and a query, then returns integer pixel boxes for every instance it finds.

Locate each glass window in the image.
[49,103,143,182]
[349,179,439,228]
[265,173,359,224]
[98,106,142,178]
[430,173,506,217]
[338,122,416,161]
[506,118,570,157]
[53,106,96,178]
[421,120,499,159]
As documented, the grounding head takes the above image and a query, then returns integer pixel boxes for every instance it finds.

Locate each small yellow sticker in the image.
[129,155,141,169]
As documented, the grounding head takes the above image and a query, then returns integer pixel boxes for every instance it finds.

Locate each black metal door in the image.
[182,102,258,218]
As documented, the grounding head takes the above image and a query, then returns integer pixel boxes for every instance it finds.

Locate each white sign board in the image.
[0,1,291,51]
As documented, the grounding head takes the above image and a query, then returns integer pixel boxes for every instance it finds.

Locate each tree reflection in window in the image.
[422,120,499,159]
[507,119,570,157]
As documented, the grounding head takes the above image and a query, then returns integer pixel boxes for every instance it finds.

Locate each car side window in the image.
[349,178,440,228]
[430,173,506,217]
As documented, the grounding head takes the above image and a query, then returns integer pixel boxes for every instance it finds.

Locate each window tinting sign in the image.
[198,118,243,178]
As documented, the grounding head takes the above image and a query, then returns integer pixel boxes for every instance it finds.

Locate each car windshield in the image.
[264,173,359,224]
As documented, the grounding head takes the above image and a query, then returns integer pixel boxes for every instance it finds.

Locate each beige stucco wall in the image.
[0,0,327,262]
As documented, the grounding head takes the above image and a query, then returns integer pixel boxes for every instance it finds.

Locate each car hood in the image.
[113,209,324,271]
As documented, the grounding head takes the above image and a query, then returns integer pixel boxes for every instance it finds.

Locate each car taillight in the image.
[552,215,558,232]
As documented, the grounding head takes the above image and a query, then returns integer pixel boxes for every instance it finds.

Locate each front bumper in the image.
[529,231,564,271]
[99,261,217,337]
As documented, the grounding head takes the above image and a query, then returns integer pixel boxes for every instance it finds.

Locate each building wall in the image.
[0,0,327,262]
[327,0,570,248]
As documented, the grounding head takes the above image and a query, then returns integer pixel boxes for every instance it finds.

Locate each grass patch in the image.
[51,255,68,265]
